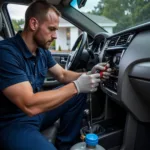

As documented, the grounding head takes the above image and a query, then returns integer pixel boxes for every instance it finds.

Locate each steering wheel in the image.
[65,32,87,70]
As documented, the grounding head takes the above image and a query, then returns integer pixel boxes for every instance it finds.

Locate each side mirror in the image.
[77,0,87,8]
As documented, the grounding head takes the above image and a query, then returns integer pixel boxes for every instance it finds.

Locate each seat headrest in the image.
[0,13,3,32]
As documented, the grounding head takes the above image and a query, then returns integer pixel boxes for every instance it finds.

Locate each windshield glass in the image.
[71,0,150,34]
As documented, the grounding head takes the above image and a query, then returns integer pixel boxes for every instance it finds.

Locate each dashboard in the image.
[93,23,150,123]
[101,33,134,93]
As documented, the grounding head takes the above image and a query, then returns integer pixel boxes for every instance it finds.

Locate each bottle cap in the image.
[85,133,98,146]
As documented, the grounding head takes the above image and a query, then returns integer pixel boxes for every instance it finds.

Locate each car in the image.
[1,0,150,150]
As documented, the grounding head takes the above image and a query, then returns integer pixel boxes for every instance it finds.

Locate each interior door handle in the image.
[60,60,67,64]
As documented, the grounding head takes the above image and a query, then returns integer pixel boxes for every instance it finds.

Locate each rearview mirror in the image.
[77,0,87,8]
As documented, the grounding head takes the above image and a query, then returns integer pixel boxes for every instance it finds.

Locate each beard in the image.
[33,30,52,50]
[38,41,52,50]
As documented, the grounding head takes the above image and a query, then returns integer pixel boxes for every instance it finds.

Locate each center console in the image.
[81,97,126,150]
[102,47,125,93]
[99,33,135,100]
[88,33,135,149]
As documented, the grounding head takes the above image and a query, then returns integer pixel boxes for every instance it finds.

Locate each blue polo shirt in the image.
[0,32,57,124]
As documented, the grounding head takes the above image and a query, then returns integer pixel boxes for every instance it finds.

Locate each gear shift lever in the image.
[84,109,92,133]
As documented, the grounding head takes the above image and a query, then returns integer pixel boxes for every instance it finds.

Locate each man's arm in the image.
[3,81,77,117]
[48,64,83,83]
[3,72,101,117]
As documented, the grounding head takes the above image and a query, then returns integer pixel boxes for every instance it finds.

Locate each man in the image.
[0,1,110,150]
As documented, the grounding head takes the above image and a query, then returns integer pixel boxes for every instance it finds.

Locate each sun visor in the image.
[62,0,72,6]
[45,0,61,5]
[33,0,72,6]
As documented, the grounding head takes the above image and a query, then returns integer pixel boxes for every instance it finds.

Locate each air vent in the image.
[108,37,119,47]
[117,34,131,46]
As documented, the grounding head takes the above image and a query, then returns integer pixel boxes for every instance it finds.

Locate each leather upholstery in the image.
[0,12,2,32]
[41,119,60,144]
[0,12,4,40]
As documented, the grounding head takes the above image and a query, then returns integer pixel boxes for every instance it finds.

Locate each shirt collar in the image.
[15,31,40,59]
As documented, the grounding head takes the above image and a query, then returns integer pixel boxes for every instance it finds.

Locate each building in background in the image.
[55,13,116,51]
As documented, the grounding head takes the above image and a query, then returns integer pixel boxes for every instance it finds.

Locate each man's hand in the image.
[88,63,111,79]
[73,73,101,94]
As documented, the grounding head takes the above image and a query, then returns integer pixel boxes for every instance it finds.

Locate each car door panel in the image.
[52,53,68,68]
[42,52,69,89]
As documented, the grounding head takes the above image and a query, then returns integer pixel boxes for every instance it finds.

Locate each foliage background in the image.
[89,0,150,33]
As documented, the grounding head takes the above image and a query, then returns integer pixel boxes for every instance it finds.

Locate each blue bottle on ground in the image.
[70,133,105,150]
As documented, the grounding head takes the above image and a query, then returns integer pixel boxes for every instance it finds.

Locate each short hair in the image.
[24,0,61,29]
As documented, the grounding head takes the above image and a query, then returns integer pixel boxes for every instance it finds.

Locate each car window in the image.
[71,0,150,33]
[7,4,82,54]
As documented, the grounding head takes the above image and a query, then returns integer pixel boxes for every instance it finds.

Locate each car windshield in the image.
[70,0,150,34]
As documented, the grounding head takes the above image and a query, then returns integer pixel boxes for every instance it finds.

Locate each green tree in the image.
[90,0,150,33]
[12,19,25,33]
[58,45,62,51]
[51,40,56,50]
